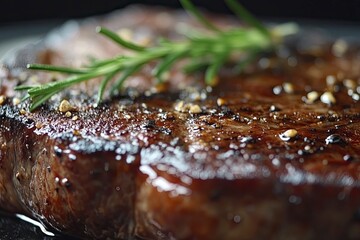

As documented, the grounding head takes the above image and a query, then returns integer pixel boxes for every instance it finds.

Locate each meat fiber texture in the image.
[0,5,360,240]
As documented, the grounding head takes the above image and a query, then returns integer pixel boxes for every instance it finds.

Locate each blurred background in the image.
[1,0,360,23]
[0,0,359,62]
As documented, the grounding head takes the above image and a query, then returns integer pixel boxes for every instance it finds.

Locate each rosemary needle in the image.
[15,0,299,111]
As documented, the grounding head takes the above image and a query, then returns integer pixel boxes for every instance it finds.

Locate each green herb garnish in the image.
[15,0,298,111]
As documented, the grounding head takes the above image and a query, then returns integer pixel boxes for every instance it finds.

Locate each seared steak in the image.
[1,6,360,240]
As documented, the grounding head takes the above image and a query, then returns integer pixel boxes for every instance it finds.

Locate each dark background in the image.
[1,0,360,24]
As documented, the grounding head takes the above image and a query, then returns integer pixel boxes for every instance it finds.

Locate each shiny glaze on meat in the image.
[0,6,360,240]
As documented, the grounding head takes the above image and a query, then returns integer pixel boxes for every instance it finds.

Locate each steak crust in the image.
[1,6,360,240]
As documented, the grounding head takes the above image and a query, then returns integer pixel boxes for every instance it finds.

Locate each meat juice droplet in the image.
[343,154,353,162]
[273,85,282,95]
[233,215,241,224]
[68,154,77,161]
[289,195,302,205]
[325,134,344,145]
[54,146,62,157]
[61,178,71,188]
[240,136,255,143]
[269,105,280,112]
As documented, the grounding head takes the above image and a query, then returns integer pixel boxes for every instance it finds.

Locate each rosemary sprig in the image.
[15,0,298,111]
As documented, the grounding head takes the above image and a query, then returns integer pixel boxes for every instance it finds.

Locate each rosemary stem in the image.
[14,0,298,111]
[27,64,89,74]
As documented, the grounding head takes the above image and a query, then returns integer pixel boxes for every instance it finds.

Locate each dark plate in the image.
[0,213,77,240]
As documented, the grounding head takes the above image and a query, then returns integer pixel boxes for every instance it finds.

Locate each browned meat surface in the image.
[1,6,360,240]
